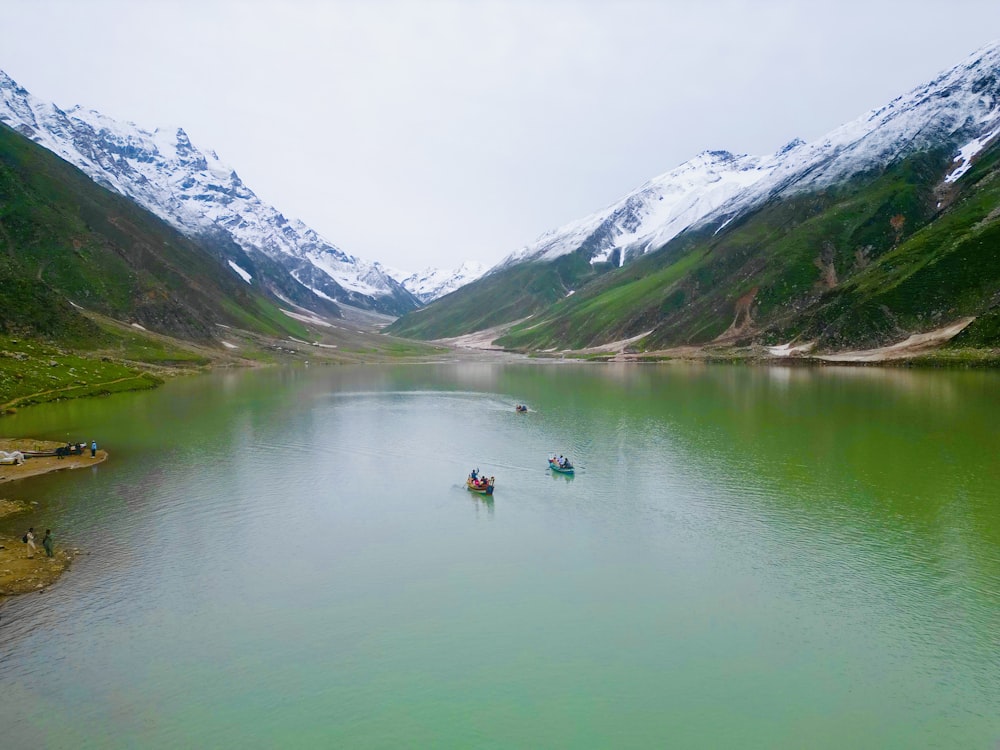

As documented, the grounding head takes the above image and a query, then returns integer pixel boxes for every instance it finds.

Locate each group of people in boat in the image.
[468,468,493,490]
[550,455,573,469]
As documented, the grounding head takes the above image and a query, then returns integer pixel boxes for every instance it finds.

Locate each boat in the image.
[466,475,495,495]
[548,458,574,474]
[515,404,528,413]
[20,443,86,459]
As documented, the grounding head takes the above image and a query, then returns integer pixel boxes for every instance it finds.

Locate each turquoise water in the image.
[0,363,998,748]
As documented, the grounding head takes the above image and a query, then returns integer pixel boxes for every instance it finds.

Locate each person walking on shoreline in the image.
[90,439,97,458]
[25,527,36,558]
[42,529,54,558]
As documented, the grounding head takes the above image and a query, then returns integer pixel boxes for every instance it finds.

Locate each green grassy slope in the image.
[385,248,610,339]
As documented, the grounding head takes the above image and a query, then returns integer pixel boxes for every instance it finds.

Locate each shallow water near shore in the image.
[0,362,998,748]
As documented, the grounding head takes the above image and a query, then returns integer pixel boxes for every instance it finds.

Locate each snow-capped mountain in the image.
[502,41,1000,269]
[0,70,420,317]
[501,149,781,268]
[383,261,490,303]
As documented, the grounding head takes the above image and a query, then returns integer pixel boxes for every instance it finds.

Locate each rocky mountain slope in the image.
[0,120,309,345]
[0,70,422,317]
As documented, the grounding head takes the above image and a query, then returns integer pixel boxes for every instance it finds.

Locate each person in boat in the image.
[471,468,478,482]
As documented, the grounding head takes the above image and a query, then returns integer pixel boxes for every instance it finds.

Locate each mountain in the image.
[501,41,1000,273]
[0,119,309,345]
[0,70,420,318]
[500,149,780,269]
[388,41,1000,354]
[385,261,490,303]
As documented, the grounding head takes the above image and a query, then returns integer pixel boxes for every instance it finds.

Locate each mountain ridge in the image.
[389,41,1000,355]
[497,41,1000,274]
[0,119,309,345]
[0,70,435,316]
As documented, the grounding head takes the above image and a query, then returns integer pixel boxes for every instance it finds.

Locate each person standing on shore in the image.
[90,439,97,458]
[25,527,36,558]
[42,529,54,558]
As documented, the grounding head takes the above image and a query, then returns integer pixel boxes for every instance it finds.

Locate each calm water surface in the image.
[0,363,998,748]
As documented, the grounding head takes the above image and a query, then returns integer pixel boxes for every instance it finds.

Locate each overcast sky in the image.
[5,1,1000,271]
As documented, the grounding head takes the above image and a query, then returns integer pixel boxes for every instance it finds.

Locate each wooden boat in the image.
[22,443,85,458]
[466,476,495,495]
[548,458,574,474]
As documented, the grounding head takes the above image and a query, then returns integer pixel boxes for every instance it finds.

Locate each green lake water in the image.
[0,362,997,748]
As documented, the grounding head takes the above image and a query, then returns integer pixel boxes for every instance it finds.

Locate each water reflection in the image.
[468,493,495,515]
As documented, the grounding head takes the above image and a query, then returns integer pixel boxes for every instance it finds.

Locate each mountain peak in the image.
[777,138,805,155]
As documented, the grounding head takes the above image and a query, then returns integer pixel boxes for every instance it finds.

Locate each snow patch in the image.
[227,260,252,283]
[767,341,816,357]
[280,308,333,327]
[945,127,1000,183]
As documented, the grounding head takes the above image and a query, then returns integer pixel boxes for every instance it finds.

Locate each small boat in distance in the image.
[548,456,574,474]
[515,404,528,413]
[467,470,495,495]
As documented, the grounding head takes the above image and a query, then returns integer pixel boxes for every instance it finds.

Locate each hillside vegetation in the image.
[390,143,1000,358]
[387,251,611,340]
[0,122,310,346]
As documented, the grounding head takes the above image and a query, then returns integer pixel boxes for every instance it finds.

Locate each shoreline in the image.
[0,440,104,597]
[433,317,1000,367]
[0,439,108,483]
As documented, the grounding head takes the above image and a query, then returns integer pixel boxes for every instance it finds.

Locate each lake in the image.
[0,362,998,748]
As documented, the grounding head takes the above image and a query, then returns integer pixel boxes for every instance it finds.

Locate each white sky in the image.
[5,0,1000,271]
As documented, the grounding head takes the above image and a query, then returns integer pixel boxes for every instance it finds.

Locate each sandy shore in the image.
[0,440,103,597]
[0,439,108,483]
[0,537,73,596]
